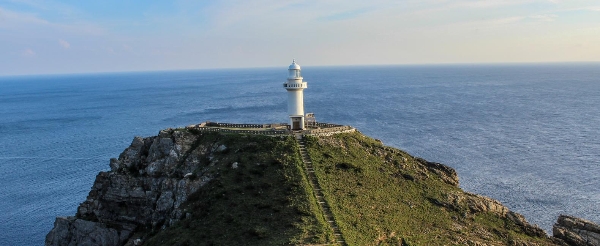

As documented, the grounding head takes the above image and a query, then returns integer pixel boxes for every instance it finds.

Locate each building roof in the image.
[288,59,301,70]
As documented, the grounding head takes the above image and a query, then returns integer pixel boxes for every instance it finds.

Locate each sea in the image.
[0,63,599,245]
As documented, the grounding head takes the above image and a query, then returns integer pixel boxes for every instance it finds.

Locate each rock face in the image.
[46,129,219,246]
[437,191,548,238]
[416,157,460,187]
[46,127,600,246]
[45,217,122,246]
[553,215,600,246]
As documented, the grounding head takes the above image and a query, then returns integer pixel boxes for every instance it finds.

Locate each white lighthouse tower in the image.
[283,60,307,130]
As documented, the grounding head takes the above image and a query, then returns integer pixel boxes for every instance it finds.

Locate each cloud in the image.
[318,8,372,22]
[59,39,70,48]
[438,0,540,10]
[0,6,105,35]
[22,48,35,57]
[583,6,600,11]
[529,14,557,22]
[0,7,49,28]
[490,16,526,25]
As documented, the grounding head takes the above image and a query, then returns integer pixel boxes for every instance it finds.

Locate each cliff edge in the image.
[45,127,598,245]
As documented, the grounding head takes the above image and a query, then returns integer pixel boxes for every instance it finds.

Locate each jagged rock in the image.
[145,137,176,176]
[47,129,214,246]
[109,136,155,173]
[215,144,227,152]
[435,191,547,239]
[416,157,459,186]
[506,211,547,238]
[109,158,120,172]
[443,192,509,216]
[45,217,126,246]
[553,215,600,246]
[120,137,146,168]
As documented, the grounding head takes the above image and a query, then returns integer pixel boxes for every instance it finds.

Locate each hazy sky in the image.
[1,0,599,75]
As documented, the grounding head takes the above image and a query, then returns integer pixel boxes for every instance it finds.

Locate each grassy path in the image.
[296,135,346,245]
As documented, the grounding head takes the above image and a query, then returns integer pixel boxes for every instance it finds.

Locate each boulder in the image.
[553,215,600,246]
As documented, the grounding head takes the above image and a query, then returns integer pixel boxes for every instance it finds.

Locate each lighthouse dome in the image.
[289,60,301,70]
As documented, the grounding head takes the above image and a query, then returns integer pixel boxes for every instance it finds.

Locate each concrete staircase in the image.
[296,135,346,245]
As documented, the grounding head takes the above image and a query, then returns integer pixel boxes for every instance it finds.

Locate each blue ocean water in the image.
[1,63,599,245]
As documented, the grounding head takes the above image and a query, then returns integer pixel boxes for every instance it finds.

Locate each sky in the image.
[1,0,599,76]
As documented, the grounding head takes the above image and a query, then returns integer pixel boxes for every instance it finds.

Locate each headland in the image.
[45,122,599,245]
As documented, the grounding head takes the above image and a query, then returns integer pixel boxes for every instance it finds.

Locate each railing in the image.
[186,121,355,137]
[303,126,356,137]
[200,122,288,129]
[283,82,307,89]
[194,127,289,135]
[315,122,344,128]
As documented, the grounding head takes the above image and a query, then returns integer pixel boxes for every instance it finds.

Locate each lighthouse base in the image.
[290,116,305,130]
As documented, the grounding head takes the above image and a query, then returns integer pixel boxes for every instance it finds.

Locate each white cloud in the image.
[2,0,600,75]
[22,48,35,57]
[584,6,600,11]
[529,14,557,22]
[0,7,49,28]
[59,39,70,48]
[490,16,526,25]
[0,6,105,35]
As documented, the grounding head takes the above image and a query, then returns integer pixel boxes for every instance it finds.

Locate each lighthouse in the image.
[283,60,307,130]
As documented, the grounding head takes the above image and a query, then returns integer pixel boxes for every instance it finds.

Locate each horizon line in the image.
[2,60,600,78]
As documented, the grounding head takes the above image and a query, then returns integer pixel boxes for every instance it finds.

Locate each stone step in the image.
[297,138,345,245]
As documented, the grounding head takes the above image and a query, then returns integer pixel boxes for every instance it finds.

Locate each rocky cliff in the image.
[45,127,599,245]
[553,215,600,246]
[46,128,328,245]
[46,129,211,245]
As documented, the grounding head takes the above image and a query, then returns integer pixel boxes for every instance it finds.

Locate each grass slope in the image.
[305,132,554,245]
[145,132,331,245]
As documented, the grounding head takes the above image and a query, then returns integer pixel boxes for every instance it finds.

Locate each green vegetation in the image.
[145,132,331,246]
[144,130,553,245]
[304,132,553,245]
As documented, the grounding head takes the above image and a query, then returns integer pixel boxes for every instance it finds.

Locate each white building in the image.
[283,60,308,130]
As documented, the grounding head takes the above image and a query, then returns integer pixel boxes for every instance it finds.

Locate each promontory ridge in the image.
[46,61,599,246]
